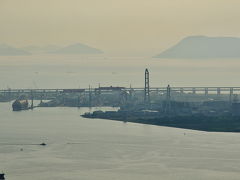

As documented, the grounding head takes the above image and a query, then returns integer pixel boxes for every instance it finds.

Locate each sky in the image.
[1,0,240,56]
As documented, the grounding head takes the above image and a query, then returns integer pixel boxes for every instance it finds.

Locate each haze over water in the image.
[1,55,240,89]
[1,0,240,179]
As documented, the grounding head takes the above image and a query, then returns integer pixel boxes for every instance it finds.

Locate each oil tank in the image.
[12,100,29,111]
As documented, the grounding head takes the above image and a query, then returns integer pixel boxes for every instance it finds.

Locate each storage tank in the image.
[12,99,29,111]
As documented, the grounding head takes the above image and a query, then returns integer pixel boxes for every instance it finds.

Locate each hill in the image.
[0,44,31,56]
[22,45,61,54]
[50,43,103,54]
[154,36,240,59]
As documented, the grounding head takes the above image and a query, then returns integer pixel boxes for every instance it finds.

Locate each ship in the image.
[12,99,29,111]
[0,173,5,180]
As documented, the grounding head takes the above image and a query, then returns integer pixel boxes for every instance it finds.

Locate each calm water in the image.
[1,102,240,180]
[1,55,240,89]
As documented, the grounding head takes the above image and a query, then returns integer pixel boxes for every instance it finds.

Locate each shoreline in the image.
[82,113,240,132]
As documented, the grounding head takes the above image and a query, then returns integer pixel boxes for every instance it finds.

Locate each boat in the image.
[0,173,5,180]
[12,99,29,111]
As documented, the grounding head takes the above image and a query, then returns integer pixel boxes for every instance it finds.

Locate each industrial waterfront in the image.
[1,56,240,179]
[2,59,240,131]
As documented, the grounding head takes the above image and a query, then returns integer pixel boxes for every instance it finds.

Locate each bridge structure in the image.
[1,69,240,103]
[1,67,239,112]
[1,85,240,111]
[1,86,240,99]
[1,86,240,93]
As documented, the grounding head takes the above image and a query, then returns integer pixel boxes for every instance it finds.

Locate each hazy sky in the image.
[1,0,240,55]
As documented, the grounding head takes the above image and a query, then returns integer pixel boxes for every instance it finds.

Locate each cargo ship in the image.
[12,99,29,111]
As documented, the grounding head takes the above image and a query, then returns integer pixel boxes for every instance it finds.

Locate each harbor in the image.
[1,69,240,132]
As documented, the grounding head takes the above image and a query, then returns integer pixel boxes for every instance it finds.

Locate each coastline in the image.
[82,113,240,132]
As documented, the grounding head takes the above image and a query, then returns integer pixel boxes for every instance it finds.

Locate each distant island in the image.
[0,44,31,56]
[49,43,103,54]
[22,45,61,54]
[0,43,103,55]
[154,36,240,59]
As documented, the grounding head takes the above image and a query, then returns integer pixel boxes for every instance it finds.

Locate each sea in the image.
[1,55,240,179]
[1,55,240,89]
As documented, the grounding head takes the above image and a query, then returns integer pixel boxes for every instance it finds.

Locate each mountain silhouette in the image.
[50,43,103,54]
[154,36,240,59]
[0,44,31,56]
